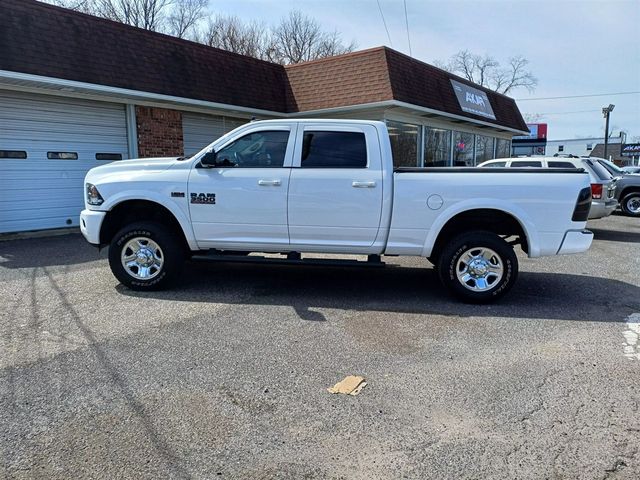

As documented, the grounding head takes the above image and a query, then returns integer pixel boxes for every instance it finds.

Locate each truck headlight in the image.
[86,183,104,206]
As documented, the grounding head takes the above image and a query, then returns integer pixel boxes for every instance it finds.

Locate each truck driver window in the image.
[301,131,367,168]
[216,130,289,167]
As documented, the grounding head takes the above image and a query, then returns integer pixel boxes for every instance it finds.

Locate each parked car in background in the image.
[592,157,640,217]
[478,157,618,220]
[622,166,640,174]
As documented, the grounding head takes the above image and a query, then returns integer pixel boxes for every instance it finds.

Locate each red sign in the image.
[514,123,548,140]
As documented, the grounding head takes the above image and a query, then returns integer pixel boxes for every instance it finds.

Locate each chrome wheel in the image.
[626,195,640,214]
[455,247,504,292]
[120,237,164,280]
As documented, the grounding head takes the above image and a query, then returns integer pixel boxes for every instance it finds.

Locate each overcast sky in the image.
[210,0,640,141]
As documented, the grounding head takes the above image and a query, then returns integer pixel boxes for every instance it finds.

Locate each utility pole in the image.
[602,104,615,160]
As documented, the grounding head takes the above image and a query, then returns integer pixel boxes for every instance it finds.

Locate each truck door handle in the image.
[258,179,281,186]
[352,181,376,188]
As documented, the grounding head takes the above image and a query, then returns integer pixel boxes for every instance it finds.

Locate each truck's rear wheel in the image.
[108,221,184,290]
[437,231,518,303]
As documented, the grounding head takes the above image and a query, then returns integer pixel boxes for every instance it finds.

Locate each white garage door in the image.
[182,112,248,155]
[0,90,129,233]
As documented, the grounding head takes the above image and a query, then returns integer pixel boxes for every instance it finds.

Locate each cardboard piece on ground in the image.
[327,375,367,396]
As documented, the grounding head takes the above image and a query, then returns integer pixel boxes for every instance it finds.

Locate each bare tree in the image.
[437,50,537,94]
[45,2,356,64]
[268,10,356,64]
[92,0,173,30]
[522,113,543,123]
[167,0,207,39]
[43,0,95,13]
[196,15,269,58]
[48,0,176,31]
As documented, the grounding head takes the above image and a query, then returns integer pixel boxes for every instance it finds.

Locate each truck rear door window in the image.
[301,131,367,168]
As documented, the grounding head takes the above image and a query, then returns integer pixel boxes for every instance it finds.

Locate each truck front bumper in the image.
[557,229,593,255]
[80,209,106,245]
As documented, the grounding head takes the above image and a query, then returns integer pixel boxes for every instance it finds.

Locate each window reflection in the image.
[387,120,421,167]
[453,131,474,166]
[424,127,452,167]
[495,138,511,159]
[474,135,495,165]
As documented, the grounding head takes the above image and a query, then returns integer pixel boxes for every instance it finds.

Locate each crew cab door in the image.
[188,126,295,249]
[287,124,384,250]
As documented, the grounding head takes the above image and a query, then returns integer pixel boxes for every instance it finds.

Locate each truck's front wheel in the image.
[108,221,184,291]
[437,231,518,303]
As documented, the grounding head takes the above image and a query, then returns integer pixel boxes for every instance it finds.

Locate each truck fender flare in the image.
[102,191,198,250]
[420,198,539,258]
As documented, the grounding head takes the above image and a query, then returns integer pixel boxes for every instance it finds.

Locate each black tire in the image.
[620,192,640,217]
[437,231,518,303]
[108,221,185,291]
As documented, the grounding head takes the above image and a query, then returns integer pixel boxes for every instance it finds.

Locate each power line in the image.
[525,109,602,116]
[376,0,393,47]
[403,0,412,56]
[516,91,640,101]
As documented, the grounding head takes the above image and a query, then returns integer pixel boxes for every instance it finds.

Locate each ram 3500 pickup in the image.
[81,120,594,302]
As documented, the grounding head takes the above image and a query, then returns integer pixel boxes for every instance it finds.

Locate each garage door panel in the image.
[1,197,84,212]
[0,215,81,233]
[1,172,88,184]
[0,92,126,115]
[1,163,104,173]
[182,112,249,155]
[0,90,129,233]
[0,188,83,202]
[3,122,127,137]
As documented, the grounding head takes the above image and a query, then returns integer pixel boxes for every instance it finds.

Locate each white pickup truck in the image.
[81,119,594,302]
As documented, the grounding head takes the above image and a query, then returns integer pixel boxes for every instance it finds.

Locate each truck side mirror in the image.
[200,150,218,167]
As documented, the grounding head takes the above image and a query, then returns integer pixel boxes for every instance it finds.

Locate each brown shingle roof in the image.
[383,48,527,131]
[589,143,625,162]
[284,48,393,112]
[285,47,527,131]
[0,0,291,112]
[0,0,527,131]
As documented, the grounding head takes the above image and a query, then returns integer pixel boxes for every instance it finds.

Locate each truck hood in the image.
[90,156,181,176]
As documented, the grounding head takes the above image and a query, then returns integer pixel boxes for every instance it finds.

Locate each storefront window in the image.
[512,145,534,156]
[386,120,421,167]
[423,127,452,167]
[474,135,495,165]
[496,138,511,159]
[453,131,474,166]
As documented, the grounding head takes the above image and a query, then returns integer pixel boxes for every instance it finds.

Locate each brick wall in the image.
[135,106,184,157]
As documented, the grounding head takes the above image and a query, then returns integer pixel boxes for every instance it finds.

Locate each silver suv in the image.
[592,158,640,217]
[478,157,618,219]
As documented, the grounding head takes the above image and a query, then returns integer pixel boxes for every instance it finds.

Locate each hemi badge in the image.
[171,192,185,198]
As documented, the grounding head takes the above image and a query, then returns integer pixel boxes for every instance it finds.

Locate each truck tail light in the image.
[572,186,592,221]
[590,183,603,199]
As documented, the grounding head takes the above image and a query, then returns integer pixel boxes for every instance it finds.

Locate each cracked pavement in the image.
[1,214,639,479]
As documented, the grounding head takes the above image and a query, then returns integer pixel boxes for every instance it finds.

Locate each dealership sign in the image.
[450,80,496,120]
[621,143,640,157]
[513,123,548,140]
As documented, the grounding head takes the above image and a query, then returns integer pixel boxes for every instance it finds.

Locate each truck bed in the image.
[394,167,585,174]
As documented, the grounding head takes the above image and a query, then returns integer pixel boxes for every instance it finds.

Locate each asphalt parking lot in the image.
[1,214,639,479]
